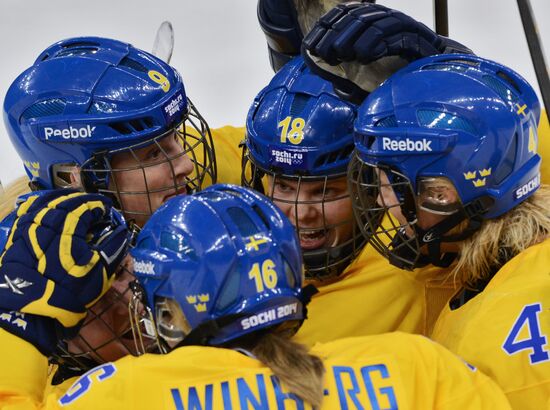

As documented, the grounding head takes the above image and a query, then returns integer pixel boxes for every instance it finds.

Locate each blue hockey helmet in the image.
[3,37,216,226]
[244,56,355,177]
[243,56,365,280]
[129,184,315,349]
[350,54,541,270]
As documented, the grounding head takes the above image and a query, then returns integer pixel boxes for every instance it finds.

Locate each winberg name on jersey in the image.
[168,359,400,410]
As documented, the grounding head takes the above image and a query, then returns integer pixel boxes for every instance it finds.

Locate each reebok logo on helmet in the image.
[382,137,432,152]
[43,125,96,140]
[133,260,155,275]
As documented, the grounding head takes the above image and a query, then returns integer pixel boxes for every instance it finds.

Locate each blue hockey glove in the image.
[302,2,472,102]
[258,0,377,72]
[0,190,130,356]
[258,0,303,72]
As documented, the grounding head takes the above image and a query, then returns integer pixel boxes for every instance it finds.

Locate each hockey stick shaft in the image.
[517,0,550,122]
[434,0,449,37]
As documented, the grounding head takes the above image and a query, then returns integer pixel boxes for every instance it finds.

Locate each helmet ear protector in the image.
[417,177,462,215]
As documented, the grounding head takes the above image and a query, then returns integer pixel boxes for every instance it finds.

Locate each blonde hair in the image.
[250,330,325,408]
[0,176,31,220]
[168,299,324,407]
[453,184,550,286]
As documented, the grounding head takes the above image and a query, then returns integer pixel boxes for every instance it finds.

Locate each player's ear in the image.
[70,166,83,189]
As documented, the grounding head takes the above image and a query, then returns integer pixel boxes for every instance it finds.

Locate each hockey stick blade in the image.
[152,21,174,64]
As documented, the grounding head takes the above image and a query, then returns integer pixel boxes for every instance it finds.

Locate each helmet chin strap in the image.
[413,196,495,268]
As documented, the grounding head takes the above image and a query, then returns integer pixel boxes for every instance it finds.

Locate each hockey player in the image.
[350,53,550,407]
[252,0,550,349]
[2,36,245,229]
[0,184,510,409]
[0,189,132,387]
[1,0,541,375]
[243,56,458,346]
[1,36,245,373]
[243,55,363,281]
[243,2,496,345]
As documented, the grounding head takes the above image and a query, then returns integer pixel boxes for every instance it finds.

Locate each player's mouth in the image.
[299,229,330,250]
[163,184,188,203]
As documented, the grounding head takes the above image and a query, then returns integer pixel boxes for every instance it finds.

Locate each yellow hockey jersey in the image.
[208,125,246,186]
[183,124,245,188]
[0,330,510,409]
[294,234,458,347]
[431,237,550,409]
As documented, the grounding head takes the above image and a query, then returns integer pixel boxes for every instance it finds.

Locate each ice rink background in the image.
[0,0,548,186]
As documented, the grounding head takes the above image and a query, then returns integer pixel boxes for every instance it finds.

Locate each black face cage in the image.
[242,146,366,281]
[51,263,158,383]
[348,152,423,270]
[80,100,216,228]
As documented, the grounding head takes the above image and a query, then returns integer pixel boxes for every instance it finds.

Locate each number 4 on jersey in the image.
[502,303,550,364]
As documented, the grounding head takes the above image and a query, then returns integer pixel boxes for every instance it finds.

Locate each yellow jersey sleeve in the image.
[185,125,245,188]
[294,244,458,347]
[432,238,550,409]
